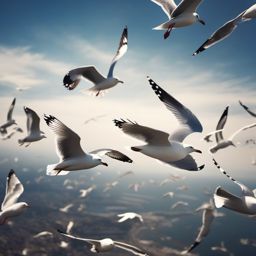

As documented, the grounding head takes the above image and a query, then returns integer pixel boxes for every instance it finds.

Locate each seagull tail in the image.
[46,164,70,176]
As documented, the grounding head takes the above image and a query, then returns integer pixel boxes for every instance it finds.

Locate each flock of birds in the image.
[1,0,256,255]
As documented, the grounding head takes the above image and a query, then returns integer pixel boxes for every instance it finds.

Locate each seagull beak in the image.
[101,162,108,167]
[194,149,202,154]
[118,80,124,84]
[198,19,206,25]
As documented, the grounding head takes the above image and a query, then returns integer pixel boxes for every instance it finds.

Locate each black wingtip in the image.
[113,119,126,128]
[57,229,65,234]
[63,74,74,90]
[44,114,55,126]
[8,169,15,177]
[198,164,205,171]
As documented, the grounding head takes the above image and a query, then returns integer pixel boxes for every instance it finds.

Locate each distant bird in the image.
[79,185,95,198]
[33,231,53,239]
[213,159,256,215]
[63,26,128,96]
[193,3,256,55]
[117,212,143,223]
[44,114,132,176]
[18,107,46,147]
[66,220,74,234]
[118,170,134,178]
[84,114,107,125]
[181,200,215,254]
[171,201,189,209]
[0,170,29,224]
[59,203,74,213]
[57,229,148,255]
[103,181,119,192]
[129,183,142,192]
[151,0,205,39]
[211,241,232,255]
[114,77,204,171]
[209,106,256,153]
[1,126,23,141]
[162,192,175,198]
[239,100,256,118]
[0,98,17,135]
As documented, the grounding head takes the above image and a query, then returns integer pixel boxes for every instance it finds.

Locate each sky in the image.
[0,0,256,183]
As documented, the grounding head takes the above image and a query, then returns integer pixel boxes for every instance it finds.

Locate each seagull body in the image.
[181,200,215,254]
[117,212,143,223]
[193,3,256,55]
[151,0,205,39]
[209,106,256,153]
[0,98,17,135]
[63,26,128,96]
[18,107,46,147]
[0,170,29,225]
[57,229,148,255]
[114,77,204,171]
[44,114,132,176]
[213,159,256,215]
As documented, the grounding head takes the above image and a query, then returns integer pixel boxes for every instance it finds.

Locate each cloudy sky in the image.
[1,0,256,181]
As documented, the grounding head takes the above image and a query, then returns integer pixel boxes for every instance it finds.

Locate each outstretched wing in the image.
[7,98,16,121]
[1,170,24,211]
[168,155,204,171]
[90,148,132,163]
[114,119,170,146]
[44,115,86,160]
[239,100,256,117]
[151,0,177,19]
[215,106,229,143]
[148,77,202,142]
[114,241,148,256]
[107,26,128,78]
[172,0,203,17]
[24,107,41,135]
[229,122,256,141]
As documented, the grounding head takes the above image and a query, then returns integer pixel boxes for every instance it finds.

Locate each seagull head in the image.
[194,13,206,25]
[185,146,202,154]
[114,77,124,84]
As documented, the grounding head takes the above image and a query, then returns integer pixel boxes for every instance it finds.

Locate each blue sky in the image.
[0,0,256,180]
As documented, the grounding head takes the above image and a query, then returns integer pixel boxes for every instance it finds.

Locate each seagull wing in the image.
[114,241,148,256]
[193,13,244,56]
[1,170,24,211]
[172,0,203,17]
[242,3,256,21]
[7,98,16,121]
[167,155,204,171]
[148,77,202,142]
[215,106,229,143]
[90,148,133,163]
[114,119,170,146]
[229,122,256,141]
[107,26,128,78]
[203,129,224,143]
[150,0,177,19]
[239,101,256,117]
[44,115,86,160]
[24,107,41,135]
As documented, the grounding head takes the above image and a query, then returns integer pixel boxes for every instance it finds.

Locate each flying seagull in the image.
[63,26,128,96]
[151,0,205,39]
[18,107,46,147]
[0,170,29,224]
[213,158,256,215]
[114,77,204,171]
[239,100,256,118]
[209,106,256,153]
[0,98,17,135]
[57,229,148,255]
[44,114,132,176]
[117,212,144,223]
[193,3,256,55]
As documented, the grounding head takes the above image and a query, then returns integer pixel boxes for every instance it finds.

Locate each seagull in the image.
[66,220,74,234]
[209,106,256,153]
[63,26,128,96]
[151,0,205,39]
[33,231,53,238]
[193,3,256,55]
[79,185,95,198]
[0,170,29,225]
[103,180,119,192]
[162,192,175,198]
[59,203,74,213]
[114,77,204,171]
[44,114,132,176]
[1,126,23,141]
[239,100,256,118]
[57,229,148,255]
[211,241,232,255]
[171,201,189,209]
[0,98,17,135]
[213,158,256,215]
[18,107,46,147]
[118,170,134,178]
[117,212,143,223]
[181,200,215,254]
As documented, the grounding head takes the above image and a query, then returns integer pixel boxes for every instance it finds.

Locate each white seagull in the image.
[209,106,256,153]
[239,100,256,118]
[181,200,215,254]
[213,158,256,215]
[1,126,23,141]
[193,3,256,55]
[117,212,144,223]
[0,98,17,135]
[114,77,204,171]
[79,185,95,198]
[57,229,148,255]
[0,170,29,224]
[63,26,128,96]
[18,107,46,147]
[151,0,205,39]
[44,114,132,176]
